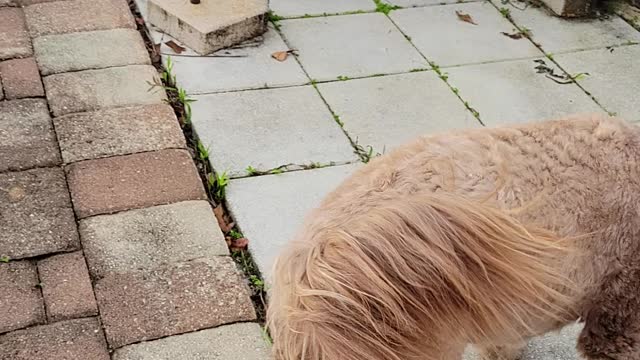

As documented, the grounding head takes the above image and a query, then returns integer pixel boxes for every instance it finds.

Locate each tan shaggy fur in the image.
[267,114,640,360]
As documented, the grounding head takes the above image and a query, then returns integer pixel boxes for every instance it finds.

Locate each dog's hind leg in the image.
[578,266,640,360]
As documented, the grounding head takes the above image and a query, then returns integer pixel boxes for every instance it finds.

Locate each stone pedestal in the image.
[147,0,268,55]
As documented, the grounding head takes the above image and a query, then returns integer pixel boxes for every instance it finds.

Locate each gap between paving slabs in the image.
[129,0,270,340]
[269,0,486,134]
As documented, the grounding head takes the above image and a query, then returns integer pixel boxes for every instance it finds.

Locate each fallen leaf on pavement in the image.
[456,10,478,25]
[230,237,249,250]
[501,31,523,39]
[165,40,186,54]
[135,17,145,26]
[271,51,289,61]
[213,206,234,233]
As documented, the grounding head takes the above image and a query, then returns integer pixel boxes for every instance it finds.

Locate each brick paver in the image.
[0,317,110,360]
[24,0,135,37]
[66,149,206,218]
[0,168,79,259]
[95,257,256,348]
[54,104,185,163]
[43,65,166,116]
[80,200,229,279]
[0,57,44,99]
[33,29,150,75]
[38,251,98,322]
[0,99,60,171]
[113,322,271,360]
[0,7,31,60]
[0,261,45,334]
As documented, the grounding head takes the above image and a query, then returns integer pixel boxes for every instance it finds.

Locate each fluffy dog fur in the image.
[267,114,640,360]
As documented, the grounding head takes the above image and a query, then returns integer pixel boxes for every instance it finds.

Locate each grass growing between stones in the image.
[132,4,270,327]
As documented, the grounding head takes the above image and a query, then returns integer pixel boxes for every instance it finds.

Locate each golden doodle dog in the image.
[267,114,640,360]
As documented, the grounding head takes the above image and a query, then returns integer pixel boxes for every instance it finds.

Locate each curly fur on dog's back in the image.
[267,115,640,360]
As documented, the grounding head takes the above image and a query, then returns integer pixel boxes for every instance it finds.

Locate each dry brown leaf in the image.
[501,31,523,39]
[456,10,478,25]
[230,237,249,250]
[135,17,145,26]
[165,40,186,54]
[271,51,289,62]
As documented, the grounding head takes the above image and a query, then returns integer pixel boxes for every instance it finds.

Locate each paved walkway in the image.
[136,0,640,358]
[0,0,269,358]
[1,0,639,359]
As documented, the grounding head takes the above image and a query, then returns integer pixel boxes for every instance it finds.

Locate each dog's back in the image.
[268,115,640,360]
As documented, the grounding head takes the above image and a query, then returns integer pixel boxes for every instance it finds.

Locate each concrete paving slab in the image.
[0,99,60,172]
[554,45,640,122]
[44,65,166,117]
[318,71,479,152]
[390,3,542,67]
[226,164,360,279]
[279,13,427,81]
[0,168,80,260]
[95,257,256,348]
[112,322,270,360]
[386,0,481,7]
[498,2,640,54]
[33,29,150,75]
[191,85,356,177]
[54,104,185,163]
[270,0,375,17]
[446,57,603,126]
[80,200,229,280]
[464,322,584,359]
[158,26,308,94]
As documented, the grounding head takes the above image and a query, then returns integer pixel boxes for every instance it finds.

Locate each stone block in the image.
[33,29,150,75]
[0,168,79,260]
[0,8,32,60]
[0,99,60,172]
[66,149,206,218]
[148,0,268,55]
[0,261,45,334]
[0,58,45,99]
[38,251,98,322]
[95,257,256,348]
[80,200,229,279]
[44,65,166,116]
[54,104,185,163]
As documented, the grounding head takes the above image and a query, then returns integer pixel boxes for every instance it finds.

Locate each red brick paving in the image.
[0,168,79,260]
[38,251,98,322]
[0,7,32,60]
[0,261,45,334]
[0,317,110,360]
[24,0,135,37]
[0,57,44,99]
[95,257,256,348]
[66,149,207,219]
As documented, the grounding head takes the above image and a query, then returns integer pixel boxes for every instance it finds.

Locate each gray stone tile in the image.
[270,0,375,17]
[0,99,60,172]
[191,86,356,177]
[390,3,542,66]
[226,164,360,279]
[156,26,308,94]
[113,323,270,360]
[318,71,479,152]
[44,65,166,116]
[80,200,229,279]
[33,29,150,75]
[386,0,481,7]
[279,13,427,81]
[446,58,603,126]
[499,2,640,54]
[464,323,584,359]
[554,45,640,122]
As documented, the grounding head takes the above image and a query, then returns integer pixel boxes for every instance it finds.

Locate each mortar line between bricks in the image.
[382,10,486,126]
[488,1,615,116]
[271,21,380,161]
[59,146,189,168]
[0,315,100,337]
[48,101,168,119]
[39,62,153,77]
[33,261,49,322]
